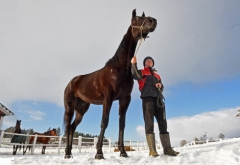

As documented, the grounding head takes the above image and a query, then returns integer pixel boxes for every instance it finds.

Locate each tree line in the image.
[180,133,226,147]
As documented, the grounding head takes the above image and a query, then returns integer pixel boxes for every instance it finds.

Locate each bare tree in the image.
[194,137,199,141]
[180,140,187,147]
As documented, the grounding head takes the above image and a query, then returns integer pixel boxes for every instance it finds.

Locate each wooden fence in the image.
[0,131,152,155]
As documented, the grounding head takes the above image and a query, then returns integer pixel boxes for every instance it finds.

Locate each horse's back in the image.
[64,64,133,104]
[11,135,19,143]
[11,135,26,143]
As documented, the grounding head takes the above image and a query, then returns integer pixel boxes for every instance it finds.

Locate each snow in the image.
[0,138,240,165]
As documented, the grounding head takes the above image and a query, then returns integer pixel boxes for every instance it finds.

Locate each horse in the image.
[10,119,27,155]
[24,128,57,154]
[63,9,157,159]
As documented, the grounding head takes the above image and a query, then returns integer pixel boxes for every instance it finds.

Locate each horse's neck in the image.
[15,128,21,134]
[110,26,138,69]
[44,131,49,135]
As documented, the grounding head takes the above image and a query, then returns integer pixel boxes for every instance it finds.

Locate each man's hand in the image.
[155,83,162,89]
[131,56,137,64]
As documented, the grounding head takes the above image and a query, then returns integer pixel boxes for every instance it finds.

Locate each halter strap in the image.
[130,17,149,40]
[131,17,149,56]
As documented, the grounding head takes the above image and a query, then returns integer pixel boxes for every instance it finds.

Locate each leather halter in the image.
[130,17,149,40]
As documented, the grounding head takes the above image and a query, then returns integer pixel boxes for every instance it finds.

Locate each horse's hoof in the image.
[120,152,129,157]
[13,152,16,155]
[95,154,104,159]
[64,155,73,159]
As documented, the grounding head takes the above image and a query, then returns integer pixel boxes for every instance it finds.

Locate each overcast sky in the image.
[1,1,240,146]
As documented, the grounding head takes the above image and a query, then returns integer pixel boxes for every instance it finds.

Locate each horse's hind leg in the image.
[64,97,90,159]
[64,101,74,158]
[23,145,29,155]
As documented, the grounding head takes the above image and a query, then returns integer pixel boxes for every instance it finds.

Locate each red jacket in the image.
[138,67,161,91]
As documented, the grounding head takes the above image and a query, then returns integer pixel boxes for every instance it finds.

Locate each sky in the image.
[1,0,240,147]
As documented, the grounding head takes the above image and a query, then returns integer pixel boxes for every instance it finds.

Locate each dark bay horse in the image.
[24,128,57,154]
[63,9,157,159]
[11,119,27,155]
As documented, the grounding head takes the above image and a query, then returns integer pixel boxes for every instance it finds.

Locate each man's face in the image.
[145,58,153,67]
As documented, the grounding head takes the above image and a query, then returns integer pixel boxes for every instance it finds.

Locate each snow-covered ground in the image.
[0,138,240,165]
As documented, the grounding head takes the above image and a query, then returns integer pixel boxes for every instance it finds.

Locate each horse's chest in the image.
[114,76,133,99]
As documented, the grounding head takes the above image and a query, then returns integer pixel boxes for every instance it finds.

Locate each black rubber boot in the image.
[160,133,179,156]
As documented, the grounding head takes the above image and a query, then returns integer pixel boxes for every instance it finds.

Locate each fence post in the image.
[58,136,62,154]
[108,138,111,152]
[78,136,82,153]
[137,141,139,151]
[206,140,208,144]
[94,137,98,152]
[31,134,38,155]
[0,130,4,147]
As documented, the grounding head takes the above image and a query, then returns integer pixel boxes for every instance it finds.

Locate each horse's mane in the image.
[106,35,127,67]
[32,132,44,135]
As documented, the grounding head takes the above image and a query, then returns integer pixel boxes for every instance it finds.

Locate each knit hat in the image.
[143,56,154,67]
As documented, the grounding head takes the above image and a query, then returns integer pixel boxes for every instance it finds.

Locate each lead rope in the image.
[133,38,144,57]
[132,40,166,119]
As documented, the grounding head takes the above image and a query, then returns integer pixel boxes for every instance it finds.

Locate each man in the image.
[131,56,179,157]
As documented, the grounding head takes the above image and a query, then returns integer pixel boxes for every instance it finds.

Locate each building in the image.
[0,103,14,131]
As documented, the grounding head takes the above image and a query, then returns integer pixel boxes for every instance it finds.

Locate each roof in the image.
[234,109,240,117]
[0,103,14,116]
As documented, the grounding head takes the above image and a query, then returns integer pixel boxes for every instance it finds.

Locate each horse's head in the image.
[16,119,21,129]
[131,9,157,40]
[49,128,57,136]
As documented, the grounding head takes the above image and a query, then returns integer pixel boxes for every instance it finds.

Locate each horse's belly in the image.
[77,89,104,105]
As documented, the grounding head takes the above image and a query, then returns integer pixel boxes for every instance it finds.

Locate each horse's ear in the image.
[142,12,145,17]
[20,120,21,122]
[132,9,136,18]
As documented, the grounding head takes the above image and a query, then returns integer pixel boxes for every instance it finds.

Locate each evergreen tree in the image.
[56,127,61,136]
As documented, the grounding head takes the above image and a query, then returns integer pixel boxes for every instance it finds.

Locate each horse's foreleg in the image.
[42,146,46,154]
[95,97,113,160]
[13,145,16,155]
[118,96,131,157]
[22,143,25,155]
